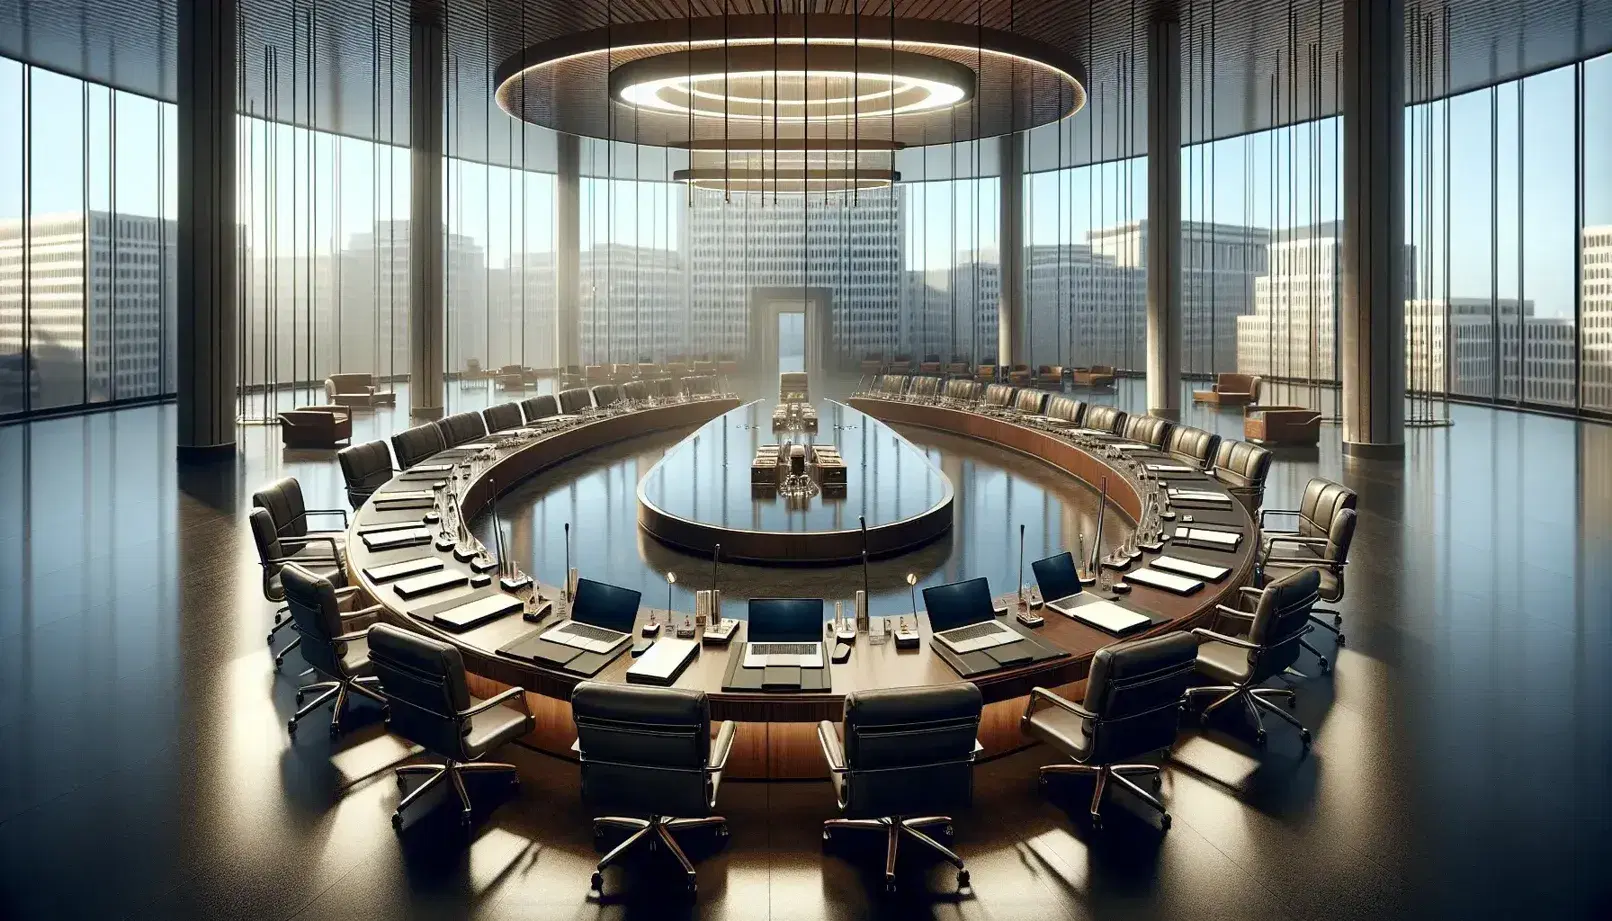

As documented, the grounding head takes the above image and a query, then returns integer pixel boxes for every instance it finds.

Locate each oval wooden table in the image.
[347,394,1259,779]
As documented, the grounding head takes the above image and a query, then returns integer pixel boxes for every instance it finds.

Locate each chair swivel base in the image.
[1188,683,1311,749]
[590,814,728,895]
[392,759,520,830]
[821,815,969,893]
[1037,762,1169,830]
[289,676,385,738]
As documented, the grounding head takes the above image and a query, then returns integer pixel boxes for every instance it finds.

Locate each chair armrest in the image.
[1025,686,1098,722]
[333,629,370,643]
[817,720,846,773]
[1265,535,1329,549]
[1191,627,1259,649]
[1259,508,1300,526]
[462,686,530,718]
[708,720,738,774]
[339,603,385,620]
[304,508,351,527]
[280,535,342,558]
[1263,555,1342,568]
[1214,604,1255,621]
[1238,585,1264,598]
[266,554,339,566]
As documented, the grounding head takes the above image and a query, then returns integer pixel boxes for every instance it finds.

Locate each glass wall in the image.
[0,58,177,420]
[902,176,999,368]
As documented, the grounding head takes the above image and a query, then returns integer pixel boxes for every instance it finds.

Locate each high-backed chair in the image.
[249,506,350,665]
[437,411,488,448]
[1193,372,1262,405]
[1165,424,1221,471]
[1212,440,1274,515]
[653,377,677,399]
[1121,414,1175,450]
[584,364,609,385]
[716,358,739,380]
[278,405,352,448]
[1082,404,1128,435]
[336,440,395,509]
[520,393,560,423]
[693,359,716,377]
[367,623,533,829]
[252,477,349,557]
[391,421,446,470]
[911,375,941,399]
[982,383,1016,409]
[281,562,387,738]
[779,371,810,403]
[1013,388,1048,414]
[876,374,906,396]
[482,402,524,434]
[1044,395,1087,426]
[622,380,650,403]
[571,682,736,895]
[557,387,594,414]
[685,375,716,396]
[944,378,982,402]
[590,384,621,409]
[1186,566,1320,747]
[817,683,982,893]
[1023,633,1198,829]
[1261,479,1357,668]
[324,372,378,408]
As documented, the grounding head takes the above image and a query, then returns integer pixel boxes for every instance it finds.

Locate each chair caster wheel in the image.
[590,872,603,893]
[1286,696,1297,709]
[686,879,697,895]
[274,655,285,669]
[1254,729,1267,747]
[1317,657,1330,673]
[1301,729,1312,748]
[295,691,305,705]
[1152,774,1163,790]
[459,811,473,828]
[1333,613,1343,627]
[716,825,729,838]
[1336,633,1346,647]
[267,633,276,646]
[956,870,970,889]
[1160,813,1172,831]
[1089,814,1103,830]
[287,720,298,735]
[328,724,340,739]
[884,879,898,894]
[391,813,403,831]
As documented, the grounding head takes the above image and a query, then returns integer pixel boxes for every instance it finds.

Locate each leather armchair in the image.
[1082,404,1128,435]
[323,372,377,408]
[248,505,349,666]
[1211,440,1274,515]
[653,377,677,399]
[1023,632,1198,830]
[1072,364,1116,388]
[520,393,560,423]
[622,380,650,403]
[1037,364,1065,386]
[1193,372,1262,405]
[860,353,885,375]
[919,354,943,374]
[589,384,621,409]
[1014,388,1048,414]
[1165,424,1221,471]
[391,422,446,470]
[1186,567,1320,747]
[947,356,970,376]
[1244,405,1322,445]
[887,355,912,374]
[1007,363,1033,385]
[779,371,810,403]
[1121,413,1175,450]
[557,387,593,414]
[253,476,350,554]
[584,364,609,385]
[975,363,997,382]
[281,563,387,738]
[818,683,982,893]
[437,411,488,448]
[279,405,351,448]
[982,383,1016,408]
[1044,395,1087,426]
[571,681,736,895]
[336,440,394,509]
[944,379,982,402]
[495,367,526,392]
[1260,478,1357,669]
[692,359,716,377]
[367,623,534,829]
[683,375,716,396]
[482,402,524,434]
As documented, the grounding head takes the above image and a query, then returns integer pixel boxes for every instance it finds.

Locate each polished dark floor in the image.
[2,376,1610,920]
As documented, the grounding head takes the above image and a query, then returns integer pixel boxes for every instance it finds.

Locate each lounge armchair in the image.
[1193,372,1262,405]
[1036,365,1064,387]
[1071,365,1116,389]
[1244,405,1322,446]
[1007,363,1033,385]
[323,372,378,408]
[279,405,352,449]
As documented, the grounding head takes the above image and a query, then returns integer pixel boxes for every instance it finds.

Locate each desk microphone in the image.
[1017,523,1026,605]
[1091,477,1109,575]
[703,542,738,642]
[563,522,578,605]
[855,516,870,631]
[490,477,531,590]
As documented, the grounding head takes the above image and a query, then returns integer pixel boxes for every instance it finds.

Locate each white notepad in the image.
[1147,463,1195,472]
[1150,555,1231,581]
[1126,568,1204,594]
[1050,596,1151,634]
[1173,527,1241,548]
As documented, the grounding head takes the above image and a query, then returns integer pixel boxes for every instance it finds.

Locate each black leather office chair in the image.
[1211,439,1274,515]
[1022,633,1197,830]
[571,681,736,895]
[1013,388,1048,414]
[252,476,349,556]
[248,506,350,665]
[817,683,982,893]
[336,440,394,509]
[1044,395,1087,425]
[520,393,560,423]
[483,402,524,434]
[391,421,447,470]
[1186,566,1320,748]
[1165,424,1221,471]
[367,623,534,829]
[653,377,677,399]
[590,384,621,408]
[1122,414,1175,450]
[1261,491,1356,672]
[558,387,593,414]
[1082,404,1128,435]
[982,383,1016,408]
[622,380,649,403]
[438,410,488,448]
[281,562,387,738]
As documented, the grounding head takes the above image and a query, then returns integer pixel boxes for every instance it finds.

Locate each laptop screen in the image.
[570,578,642,633]
[922,578,996,633]
[1031,551,1083,603]
[747,598,825,643]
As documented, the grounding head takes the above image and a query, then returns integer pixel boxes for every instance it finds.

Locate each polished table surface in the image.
[346,392,1260,776]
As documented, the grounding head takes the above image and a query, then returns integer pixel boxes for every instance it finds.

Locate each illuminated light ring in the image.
[610,47,975,121]
[669,138,905,152]
[682,74,920,108]
[492,14,1087,144]
[674,167,900,194]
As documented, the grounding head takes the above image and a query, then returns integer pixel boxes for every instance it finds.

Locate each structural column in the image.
[1340,0,1406,458]
[555,133,582,371]
[408,7,446,419]
[1145,9,1183,420]
[997,132,1025,369]
[175,0,237,461]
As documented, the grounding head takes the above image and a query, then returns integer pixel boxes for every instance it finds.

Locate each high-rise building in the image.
[0,211,176,410]
[579,242,686,364]
[1583,225,1612,411]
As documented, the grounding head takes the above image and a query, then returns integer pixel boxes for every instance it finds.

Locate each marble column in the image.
[1145,8,1183,420]
[997,132,1025,369]
[555,133,581,372]
[408,8,445,420]
[1340,0,1406,458]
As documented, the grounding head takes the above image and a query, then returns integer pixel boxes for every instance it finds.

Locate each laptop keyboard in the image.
[751,642,819,656]
[561,623,622,642]
[942,622,1006,642]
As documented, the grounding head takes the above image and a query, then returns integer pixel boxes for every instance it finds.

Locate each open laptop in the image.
[923,578,1021,655]
[538,578,640,653]
[1031,551,1152,634]
[741,598,826,668]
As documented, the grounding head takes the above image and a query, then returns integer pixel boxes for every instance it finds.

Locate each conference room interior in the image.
[3,1,1612,920]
